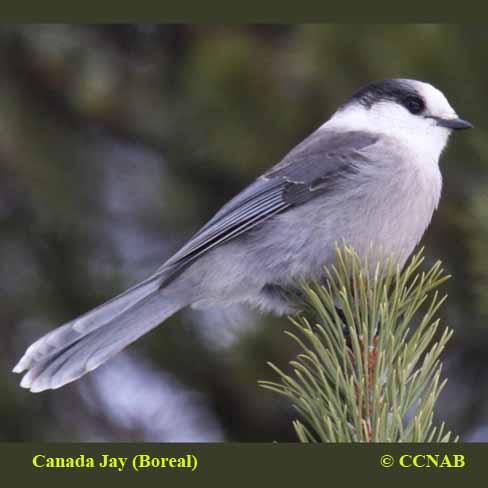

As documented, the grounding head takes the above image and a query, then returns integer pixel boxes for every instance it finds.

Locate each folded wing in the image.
[159,129,378,283]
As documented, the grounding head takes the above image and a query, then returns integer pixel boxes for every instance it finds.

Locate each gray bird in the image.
[13,78,472,392]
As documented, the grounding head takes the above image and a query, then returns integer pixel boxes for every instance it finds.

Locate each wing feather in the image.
[158,129,378,282]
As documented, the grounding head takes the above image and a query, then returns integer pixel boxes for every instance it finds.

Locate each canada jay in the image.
[14,78,472,392]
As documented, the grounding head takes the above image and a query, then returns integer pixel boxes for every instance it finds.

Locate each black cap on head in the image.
[344,79,428,116]
[349,79,420,107]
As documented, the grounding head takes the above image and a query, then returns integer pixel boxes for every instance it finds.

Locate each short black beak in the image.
[436,117,474,130]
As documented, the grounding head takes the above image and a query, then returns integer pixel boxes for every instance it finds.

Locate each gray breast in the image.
[250,140,442,283]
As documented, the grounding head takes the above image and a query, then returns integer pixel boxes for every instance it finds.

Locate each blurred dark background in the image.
[1,24,488,442]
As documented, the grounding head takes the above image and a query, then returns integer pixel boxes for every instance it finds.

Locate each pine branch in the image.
[260,247,457,442]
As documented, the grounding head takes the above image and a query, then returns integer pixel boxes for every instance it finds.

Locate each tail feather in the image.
[13,276,161,374]
[13,277,184,393]
[71,276,161,334]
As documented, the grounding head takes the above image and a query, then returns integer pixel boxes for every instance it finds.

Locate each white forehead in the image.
[400,79,456,115]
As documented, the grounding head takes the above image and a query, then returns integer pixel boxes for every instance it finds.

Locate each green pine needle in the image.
[259,246,456,442]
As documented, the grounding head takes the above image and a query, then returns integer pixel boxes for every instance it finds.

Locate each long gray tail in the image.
[13,275,185,393]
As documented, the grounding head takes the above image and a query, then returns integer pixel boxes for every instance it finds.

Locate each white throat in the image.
[321,102,451,166]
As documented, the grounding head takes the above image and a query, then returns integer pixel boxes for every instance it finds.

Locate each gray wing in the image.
[159,129,378,282]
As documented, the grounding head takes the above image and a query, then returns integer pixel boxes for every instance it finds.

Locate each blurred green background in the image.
[1,24,488,442]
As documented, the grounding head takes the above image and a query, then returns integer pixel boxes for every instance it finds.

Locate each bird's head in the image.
[328,78,472,158]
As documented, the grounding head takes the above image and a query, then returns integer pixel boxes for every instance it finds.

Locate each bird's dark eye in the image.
[404,96,425,115]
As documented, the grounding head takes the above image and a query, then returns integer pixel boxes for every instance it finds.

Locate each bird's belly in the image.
[254,168,441,283]
[182,164,441,313]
